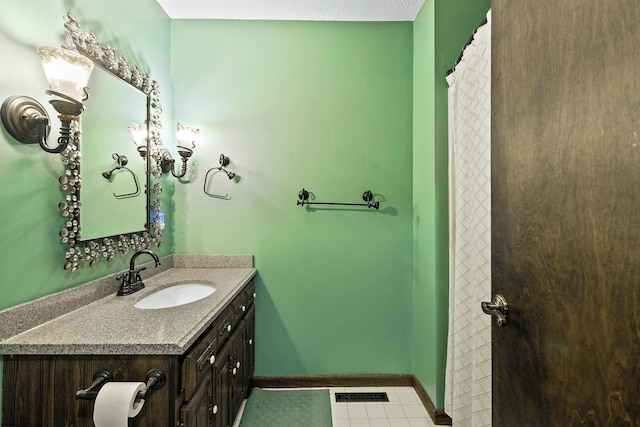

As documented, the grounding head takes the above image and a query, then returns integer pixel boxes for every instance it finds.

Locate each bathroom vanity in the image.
[0,255,256,427]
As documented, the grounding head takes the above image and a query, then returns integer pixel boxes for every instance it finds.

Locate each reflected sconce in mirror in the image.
[159,122,199,178]
[1,46,94,153]
[128,122,148,157]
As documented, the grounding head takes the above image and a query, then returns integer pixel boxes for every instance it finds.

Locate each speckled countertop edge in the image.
[0,254,256,356]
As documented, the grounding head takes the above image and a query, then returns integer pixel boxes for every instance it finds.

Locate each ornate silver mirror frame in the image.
[58,13,164,271]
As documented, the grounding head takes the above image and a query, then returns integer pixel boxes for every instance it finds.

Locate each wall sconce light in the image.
[0,46,94,153]
[159,122,199,178]
[128,122,148,157]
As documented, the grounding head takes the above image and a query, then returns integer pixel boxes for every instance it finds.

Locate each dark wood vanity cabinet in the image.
[2,279,256,427]
[180,280,256,427]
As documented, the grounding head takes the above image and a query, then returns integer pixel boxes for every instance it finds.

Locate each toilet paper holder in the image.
[76,369,166,401]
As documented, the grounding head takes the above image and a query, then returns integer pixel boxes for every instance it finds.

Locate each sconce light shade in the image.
[37,46,94,116]
[159,123,200,178]
[176,122,199,158]
[128,122,148,157]
[1,46,94,154]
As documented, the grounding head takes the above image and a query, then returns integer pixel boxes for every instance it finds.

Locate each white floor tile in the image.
[366,404,388,419]
[332,418,351,427]
[388,418,411,427]
[408,418,432,427]
[396,392,420,405]
[350,418,372,427]
[384,404,407,418]
[332,405,350,419]
[347,403,369,419]
[369,419,392,427]
[402,404,427,418]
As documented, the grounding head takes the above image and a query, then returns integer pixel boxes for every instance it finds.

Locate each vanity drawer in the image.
[244,280,256,308]
[182,323,218,401]
[217,305,235,343]
[231,288,248,322]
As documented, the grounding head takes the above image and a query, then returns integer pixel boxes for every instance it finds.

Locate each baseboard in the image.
[250,374,452,425]
[251,373,414,388]
[411,376,452,425]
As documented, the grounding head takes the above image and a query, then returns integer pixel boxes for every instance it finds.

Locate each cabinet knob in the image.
[232,368,237,375]
[227,324,232,332]
[253,292,257,299]
[242,305,246,312]
[210,354,216,365]
[213,404,218,414]
[248,339,253,345]
[236,361,241,368]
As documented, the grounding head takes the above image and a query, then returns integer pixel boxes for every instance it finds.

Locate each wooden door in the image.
[491,0,640,425]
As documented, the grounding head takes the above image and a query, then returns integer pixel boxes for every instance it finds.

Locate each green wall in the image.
[0,0,172,408]
[412,0,491,407]
[171,20,415,376]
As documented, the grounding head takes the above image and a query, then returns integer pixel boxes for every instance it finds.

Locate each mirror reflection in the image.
[80,68,148,240]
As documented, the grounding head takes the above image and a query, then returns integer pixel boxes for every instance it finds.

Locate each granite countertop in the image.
[0,255,256,356]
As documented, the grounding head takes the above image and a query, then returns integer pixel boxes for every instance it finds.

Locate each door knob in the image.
[481,294,509,326]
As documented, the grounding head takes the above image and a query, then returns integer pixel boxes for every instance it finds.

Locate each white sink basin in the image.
[134,283,216,309]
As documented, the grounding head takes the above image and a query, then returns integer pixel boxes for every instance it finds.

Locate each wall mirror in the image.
[58,13,164,270]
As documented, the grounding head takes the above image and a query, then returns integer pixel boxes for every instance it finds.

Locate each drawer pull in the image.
[236,361,241,369]
[210,354,216,365]
[213,404,218,414]
[253,292,257,299]
[248,339,253,345]
[227,324,232,332]
[232,368,237,375]
[242,305,246,312]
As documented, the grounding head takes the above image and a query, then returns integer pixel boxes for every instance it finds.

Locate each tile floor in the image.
[234,386,436,427]
[329,387,436,427]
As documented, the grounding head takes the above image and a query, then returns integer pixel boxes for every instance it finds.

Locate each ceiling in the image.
[155,0,426,21]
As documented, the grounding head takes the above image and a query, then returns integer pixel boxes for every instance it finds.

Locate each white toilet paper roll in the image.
[93,382,146,427]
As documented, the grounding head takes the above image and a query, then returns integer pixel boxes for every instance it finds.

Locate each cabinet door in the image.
[243,305,255,394]
[182,325,218,402]
[213,340,232,427]
[179,375,211,427]
[229,318,246,418]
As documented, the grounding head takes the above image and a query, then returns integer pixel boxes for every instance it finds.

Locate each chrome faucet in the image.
[116,249,161,296]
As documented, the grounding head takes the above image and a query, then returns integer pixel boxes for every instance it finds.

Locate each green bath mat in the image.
[239,388,333,427]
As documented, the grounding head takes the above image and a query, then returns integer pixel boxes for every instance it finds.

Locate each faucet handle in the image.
[132,266,146,283]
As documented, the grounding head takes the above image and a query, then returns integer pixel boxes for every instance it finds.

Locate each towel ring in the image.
[203,154,237,199]
[102,153,140,199]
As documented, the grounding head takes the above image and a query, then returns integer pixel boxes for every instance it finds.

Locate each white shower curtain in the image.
[445,10,492,427]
